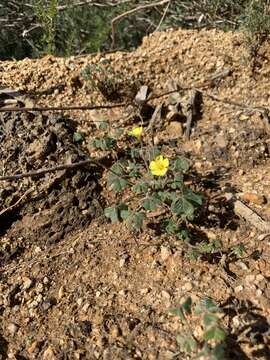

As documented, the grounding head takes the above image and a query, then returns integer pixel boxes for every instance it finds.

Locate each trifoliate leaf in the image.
[171,196,195,219]
[143,196,162,211]
[203,326,226,342]
[183,187,203,206]
[118,203,129,220]
[128,212,145,231]
[132,182,149,194]
[176,336,198,353]
[174,156,191,172]
[203,313,219,327]
[104,206,119,223]
[73,132,83,143]
[182,296,192,314]
[170,307,186,321]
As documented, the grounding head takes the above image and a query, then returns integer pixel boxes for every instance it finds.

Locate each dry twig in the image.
[234,200,270,232]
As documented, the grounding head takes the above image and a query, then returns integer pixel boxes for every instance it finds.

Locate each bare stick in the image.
[185,89,199,139]
[0,188,33,216]
[234,200,270,232]
[0,102,129,113]
[0,159,95,181]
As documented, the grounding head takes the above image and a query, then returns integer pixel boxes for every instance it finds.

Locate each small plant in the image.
[32,0,58,55]
[171,297,227,360]
[103,126,203,240]
[82,60,138,100]
[240,0,270,69]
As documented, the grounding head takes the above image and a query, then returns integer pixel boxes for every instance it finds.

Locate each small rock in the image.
[7,322,19,336]
[58,286,65,300]
[235,285,243,293]
[165,121,183,139]
[110,325,120,339]
[245,274,255,283]
[161,290,170,300]
[256,274,265,283]
[82,303,90,312]
[22,277,33,290]
[77,298,83,306]
[183,282,193,291]
[241,192,266,205]
[215,134,227,148]
[160,246,172,261]
[43,346,56,360]
[119,258,126,267]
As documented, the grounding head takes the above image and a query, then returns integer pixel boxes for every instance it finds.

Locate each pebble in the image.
[245,274,255,283]
[77,298,83,306]
[234,285,243,293]
[43,346,56,360]
[160,246,172,261]
[241,192,266,205]
[58,286,65,300]
[183,282,193,291]
[7,322,19,336]
[82,303,90,312]
[22,277,33,290]
[256,274,264,283]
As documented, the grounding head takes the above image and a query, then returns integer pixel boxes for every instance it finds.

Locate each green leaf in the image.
[182,297,192,314]
[118,204,129,220]
[93,136,116,150]
[108,162,128,192]
[203,326,226,342]
[146,146,161,161]
[143,196,162,211]
[174,156,191,172]
[98,121,109,131]
[212,343,227,360]
[176,229,191,243]
[170,307,186,321]
[196,298,221,314]
[183,187,203,206]
[128,212,145,231]
[171,196,195,219]
[108,177,128,192]
[73,132,83,143]
[157,191,172,202]
[151,179,163,190]
[186,249,200,261]
[176,335,198,353]
[161,219,178,234]
[132,182,149,194]
[104,206,119,223]
[168,174,183,189]
[114,128,124,138]
[203,313,219,327]
[127,161,143,178]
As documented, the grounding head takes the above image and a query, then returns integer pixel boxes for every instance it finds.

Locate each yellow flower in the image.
[129,126,143,140]
[150,155,169,176]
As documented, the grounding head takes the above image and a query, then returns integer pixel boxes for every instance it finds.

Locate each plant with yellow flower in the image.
[91,123,203,238]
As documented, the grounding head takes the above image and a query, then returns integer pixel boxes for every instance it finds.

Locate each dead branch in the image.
[234,200,270,232]
[0,86,269,130]
[185,89,199,139]
[111,0,172,48]
[0,160,95,181]
[0,188,33,216]
[0,102,129,113]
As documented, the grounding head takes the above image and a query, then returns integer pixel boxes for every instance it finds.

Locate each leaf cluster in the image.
[104,138,203,239]
[171,297,227,360]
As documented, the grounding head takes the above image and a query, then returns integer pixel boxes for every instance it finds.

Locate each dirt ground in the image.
[0,29,270,359]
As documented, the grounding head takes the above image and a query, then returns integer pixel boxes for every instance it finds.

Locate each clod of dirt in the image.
[0,111,103,261]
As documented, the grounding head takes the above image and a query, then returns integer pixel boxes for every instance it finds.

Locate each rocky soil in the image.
[0,29,270,359]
